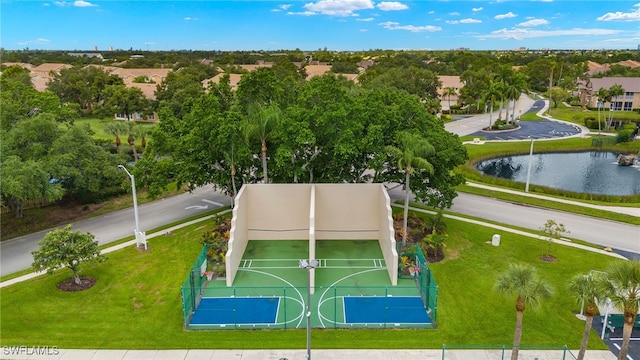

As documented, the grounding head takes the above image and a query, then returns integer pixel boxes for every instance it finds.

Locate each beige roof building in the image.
[438,75,464,111]
[581,77,640,111]
[29,63,73,91]
[202,73,243,90]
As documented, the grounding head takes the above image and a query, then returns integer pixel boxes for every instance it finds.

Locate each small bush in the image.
[617,130,632,143]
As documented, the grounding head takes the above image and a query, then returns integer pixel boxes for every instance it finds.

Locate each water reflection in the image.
[475,151,640,196]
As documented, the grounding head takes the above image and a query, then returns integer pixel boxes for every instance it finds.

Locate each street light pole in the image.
[299,259,318,360]
[118,165,147,249]
[525,137,534,193]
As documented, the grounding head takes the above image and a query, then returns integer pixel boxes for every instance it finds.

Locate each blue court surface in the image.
[190,297,280,325]
[344,296,431,324]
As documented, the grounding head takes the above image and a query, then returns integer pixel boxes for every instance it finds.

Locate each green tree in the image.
[32,225,105,285]
[568,272,601,360]
[104,121,128,148]
[0,156,64,218]
[595,87,609,133]
[235,67,284,109]
[483,81,502,129]
[243,103,282,183]
[606,83,625,130]
[508,72,529,122]
[100,85,150,122]
[442,86,457,111]
[47,66,123,113]
[495,263,553,360]
[550,87,570,108]
[154,67,207,119]
[539,219,569,260]
[385,131,435,245]
[46,124,124,203]
[597,260,640,360]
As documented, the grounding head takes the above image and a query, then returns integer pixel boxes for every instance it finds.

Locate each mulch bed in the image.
[56,276,97,292]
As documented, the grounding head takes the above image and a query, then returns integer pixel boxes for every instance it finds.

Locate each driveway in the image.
[468,119,582,141]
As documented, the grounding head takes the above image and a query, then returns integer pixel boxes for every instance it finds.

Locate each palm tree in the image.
[483,81,502,129]
[133,123,150,150]
[510,72,528,122]
[495,263,553,360]
[595,87,609,134]
[244,103,281,183]
[606,84,625,131]
[504,84,521,124]
[597,259,640,360]
[568,272,601,360]
[385,131,435,245]
[442,86,457,112]
[494,65,513,120]
[104,121,127,148]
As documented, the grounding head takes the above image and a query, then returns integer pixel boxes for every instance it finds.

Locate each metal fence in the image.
[180,245,208,328]
[181,244,439,330]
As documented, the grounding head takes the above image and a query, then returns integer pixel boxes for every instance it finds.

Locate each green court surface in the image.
[185,240,432,330]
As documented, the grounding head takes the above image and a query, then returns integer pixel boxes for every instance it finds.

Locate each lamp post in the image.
[299,259,318,360]
[525,137,534,193]
[118,165,147,249]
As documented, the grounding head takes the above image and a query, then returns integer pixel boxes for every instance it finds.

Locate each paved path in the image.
[0,348,618,360]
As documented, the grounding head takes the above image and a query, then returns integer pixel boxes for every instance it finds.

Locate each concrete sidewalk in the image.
[0,348,618,360]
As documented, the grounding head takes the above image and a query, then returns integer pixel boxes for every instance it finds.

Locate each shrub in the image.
[617,130,632,143]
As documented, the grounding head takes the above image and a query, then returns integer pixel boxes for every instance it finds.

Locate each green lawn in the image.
[0,213,613,350]
[72,118,156,143]
[547,103,640,128]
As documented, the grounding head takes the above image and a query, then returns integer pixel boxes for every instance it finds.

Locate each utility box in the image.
[491,234,501,246]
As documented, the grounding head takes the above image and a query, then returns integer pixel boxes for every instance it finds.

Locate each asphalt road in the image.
[386,186,640,255]
[0,186,231,276]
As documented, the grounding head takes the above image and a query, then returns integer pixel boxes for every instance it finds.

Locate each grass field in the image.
[0,213,613,350]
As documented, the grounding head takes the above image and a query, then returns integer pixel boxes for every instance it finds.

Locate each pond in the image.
[475,151,640,196]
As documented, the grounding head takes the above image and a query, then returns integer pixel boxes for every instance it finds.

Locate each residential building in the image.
[29,63,73,91]
[580,77,640,111]
[438,75,464,111]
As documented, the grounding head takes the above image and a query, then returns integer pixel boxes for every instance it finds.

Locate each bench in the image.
[605,314,640,332]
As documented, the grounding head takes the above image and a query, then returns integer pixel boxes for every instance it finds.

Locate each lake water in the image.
[475,151,640,196]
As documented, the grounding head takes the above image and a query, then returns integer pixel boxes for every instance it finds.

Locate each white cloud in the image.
[74,1,97,7]
[357,17,375,21]
[287,11,317,16]
[43,3,50,6]
[377,2,408,11]
[449,12,460,16]
[303,0,374,16]
[380,21,442,32]
[428,10,435,15]
[495,12,517,20]
[272,4,292,12]
[54,1,97,7]
[597,4,640,22]
[518,18,548,27]
[17,38,51,45]
[184,17,198,21]
[447,18,481,25]
[472,7,483,12]
[482,27,622,40]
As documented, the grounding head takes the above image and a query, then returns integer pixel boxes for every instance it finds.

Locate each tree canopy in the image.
[137,71,468,208]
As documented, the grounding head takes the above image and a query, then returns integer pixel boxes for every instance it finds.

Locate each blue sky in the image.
[1,0,639,51]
